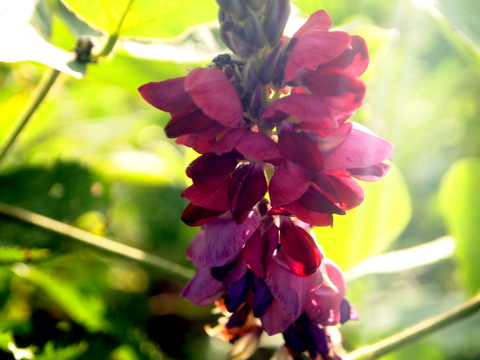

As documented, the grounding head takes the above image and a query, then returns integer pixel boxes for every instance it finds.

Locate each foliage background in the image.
[0,0,479,359]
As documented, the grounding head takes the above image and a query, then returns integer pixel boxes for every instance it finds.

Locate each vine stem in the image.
[0,68,60,164]
[0,201,195,282]
[345,292,480,360]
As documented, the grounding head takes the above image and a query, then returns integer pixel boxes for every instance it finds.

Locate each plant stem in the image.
[0,68,60,164]
[0,201,195,282]
[345,292,480,360]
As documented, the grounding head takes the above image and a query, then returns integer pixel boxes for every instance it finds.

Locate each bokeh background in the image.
[0,0,479,359]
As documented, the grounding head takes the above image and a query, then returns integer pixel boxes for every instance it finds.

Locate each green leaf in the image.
[121,21,226,63]
[433,0,480,49]
[60,0,218,38]
[439,157,480,295]
[13,264,109,332]
[0,0,85,78]
[35,342,87,360]
[313,165,411,270]
[0,246,51,264]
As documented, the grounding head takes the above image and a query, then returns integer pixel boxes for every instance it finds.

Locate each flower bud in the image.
[245,7,268,48]
[263,0,290,45]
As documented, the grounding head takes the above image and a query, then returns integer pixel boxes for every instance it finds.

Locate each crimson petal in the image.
[278,127,324,172]
[279,219,322,277]
[185,67,243,127]
[138,77,191,113]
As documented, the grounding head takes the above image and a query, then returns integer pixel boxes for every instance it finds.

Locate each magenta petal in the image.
[212,129,281,160]
[165,108,216,138]
[305,283,343,326]
[292,10,332,39]
[138,77,191,113]
[284,31,351,82]
[278,128,324,172]
[244,226,278,279]
[318,170,364,210]
[266,251,323,317]
[260,299,297,335]
[283,201,333,227]
[188,211,260,267]
[323,122,394,172]
[299,67,366,111]
[321,35,369,76]
[182,181,230,211]
[269,165,310,207]
[279,219,322,277]
[181,267,226,306]
[186,152,238,194]
[262,93,335,129]
[181,203,224,227]
[228,163,267,222]
[185,68,243,127]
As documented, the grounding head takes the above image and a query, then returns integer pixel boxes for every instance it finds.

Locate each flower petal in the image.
[138,77,191,113]
[284,31,351,82]
[212,129,281,160]
[181,266,226,306]
[323,122,394,173]
[185,67,243,127]
[269,165,310,207]
[262,93,335,130]
[260,299,297,335]
[279,218,322,277]
[265,251,323,317]
[298,67,366,111]
[187,211,260,267]
[292,10,332,39]
[278,127,324,172]
[243,226,278,279]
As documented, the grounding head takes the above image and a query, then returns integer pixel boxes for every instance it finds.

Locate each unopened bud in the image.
[245,7,268,48]
[263,0,290,45]
[259,43,283,84]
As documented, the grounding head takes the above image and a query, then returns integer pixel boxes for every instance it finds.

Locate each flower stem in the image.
[0,68,60,165]
[0,201,195,282]
[345,292,480,360]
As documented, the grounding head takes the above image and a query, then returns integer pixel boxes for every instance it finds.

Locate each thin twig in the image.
[345,292,480,360]
[0,68,60,164]
[0,201,195,282]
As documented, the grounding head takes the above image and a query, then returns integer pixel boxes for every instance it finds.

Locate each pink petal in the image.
[212,129,281,160]
[138,77,191,113]
[315,170,364,210]
[292,10,332,39]
[262,94,335,130]
[181,266,226,306]
[185,67,243,127]
[323,122,394,171]
[181,203,224,227]
[284,31,351,82]
[187,211,260,268]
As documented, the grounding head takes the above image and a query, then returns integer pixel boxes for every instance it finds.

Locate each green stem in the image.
[0,68,60,164]
[0,201,195,282]
[93,0,135,58]
[345,292,480,360]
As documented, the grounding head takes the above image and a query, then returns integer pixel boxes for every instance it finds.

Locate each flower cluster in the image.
[139,1,393,359]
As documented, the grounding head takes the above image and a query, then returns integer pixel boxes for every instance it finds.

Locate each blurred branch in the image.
[345,292,480,360]
[0,67,60,164]
[0,201,195,282]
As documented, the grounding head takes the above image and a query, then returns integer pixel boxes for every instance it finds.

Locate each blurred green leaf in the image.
[60,0,218,38]
[433,0,480,49]
[35,341,87,360]
[439,157,480,295]
[0,0,85,77]
[314,165,411,270]
[13,264,109,332]
[0,246,51,264]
